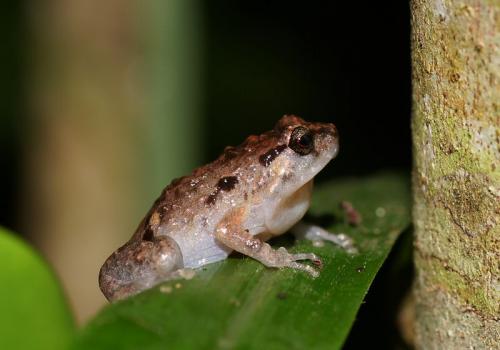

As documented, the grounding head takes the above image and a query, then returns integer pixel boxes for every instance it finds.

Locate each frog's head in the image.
[268,115,339,193]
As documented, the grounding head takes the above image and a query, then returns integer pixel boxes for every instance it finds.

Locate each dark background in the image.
[203,1,411,178]
[0,0,412,347]
[0,1,411,235]
[0,0,24,230]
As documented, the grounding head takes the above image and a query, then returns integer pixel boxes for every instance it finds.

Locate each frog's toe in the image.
[279,249,322,277]
[288,252,321,264]
[285,261,320,278]
[292,222,357,253]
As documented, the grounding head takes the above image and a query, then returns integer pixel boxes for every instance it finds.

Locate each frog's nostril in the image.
[330,124,338,138]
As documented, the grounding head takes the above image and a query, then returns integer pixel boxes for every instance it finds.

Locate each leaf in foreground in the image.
[0,228,75,350]
[75,173,410,350]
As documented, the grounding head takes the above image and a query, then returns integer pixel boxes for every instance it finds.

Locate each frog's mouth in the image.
[272,145,337,198]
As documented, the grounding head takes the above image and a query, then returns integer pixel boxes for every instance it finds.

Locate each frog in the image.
[99,115,355,301]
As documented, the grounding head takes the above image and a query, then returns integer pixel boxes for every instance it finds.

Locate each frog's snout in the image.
[315,123,338,139]
[312,122,339,157]
[328,123,338,139]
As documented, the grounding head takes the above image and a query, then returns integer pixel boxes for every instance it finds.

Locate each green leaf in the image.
[74,173,410,350]
[0,228,75,350]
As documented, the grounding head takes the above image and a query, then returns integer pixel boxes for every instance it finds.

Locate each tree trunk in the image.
[411,0,499,348]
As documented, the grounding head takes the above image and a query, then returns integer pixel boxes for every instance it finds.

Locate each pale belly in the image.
[166,227,232,269]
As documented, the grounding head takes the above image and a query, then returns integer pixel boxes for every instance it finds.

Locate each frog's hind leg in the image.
[99,235,189,301]
[291,221,358,254]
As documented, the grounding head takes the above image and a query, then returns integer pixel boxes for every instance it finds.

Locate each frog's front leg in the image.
[291,221,358,254]
[215,209,322,277]
[99,235,190,301]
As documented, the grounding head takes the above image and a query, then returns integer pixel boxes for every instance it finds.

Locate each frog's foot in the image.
[99,235,186,301]
[291,221,358,254]
[271,247,322,277]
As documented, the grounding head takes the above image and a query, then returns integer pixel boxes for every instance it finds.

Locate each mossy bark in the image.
[411,0,499,348]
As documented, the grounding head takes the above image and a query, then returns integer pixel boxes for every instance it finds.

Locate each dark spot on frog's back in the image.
[169,176,184,187]
[142,228,154,241]
[218,176,238,191]
[259,144,287,167]
[223,146,239,160]
[205,176,239,205]
[206,193,217,205]
[174,187,182,199]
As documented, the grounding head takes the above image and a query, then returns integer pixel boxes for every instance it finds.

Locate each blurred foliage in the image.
[0,228,74,350]
[73,173,410,349]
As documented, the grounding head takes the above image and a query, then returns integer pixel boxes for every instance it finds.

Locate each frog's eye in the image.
[289,126,314,155]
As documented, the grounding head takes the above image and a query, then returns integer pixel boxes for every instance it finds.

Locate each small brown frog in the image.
[99,115,354,301]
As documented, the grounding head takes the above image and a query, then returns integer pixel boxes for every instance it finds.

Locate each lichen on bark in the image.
[411,0,499,348]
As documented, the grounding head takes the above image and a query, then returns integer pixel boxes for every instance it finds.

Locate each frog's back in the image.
[129,128,285,266]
